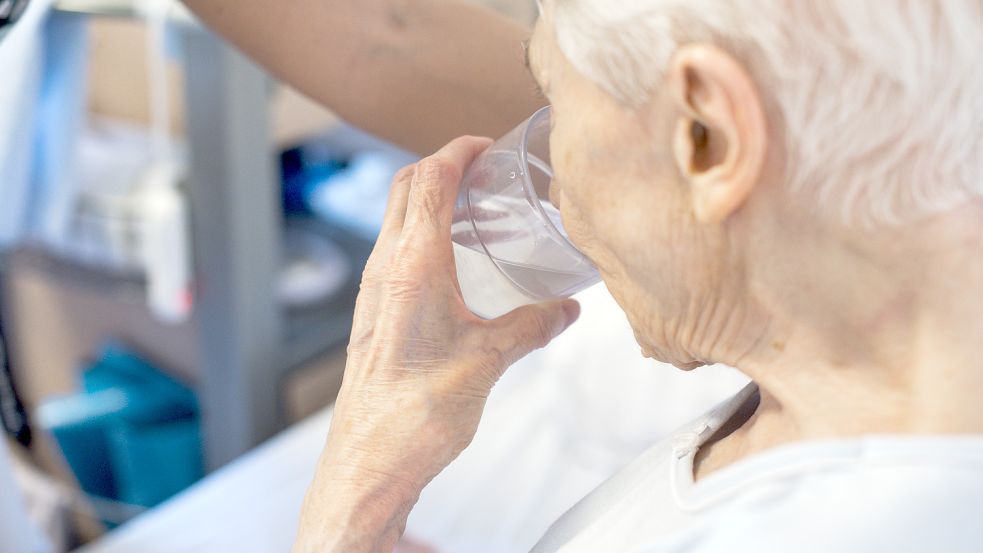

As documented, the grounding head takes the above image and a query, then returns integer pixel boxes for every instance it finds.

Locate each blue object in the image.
[38,345,202,516]
[279,145,345,215]
[278,128,418,239]
[305,150,418,241]
[81,346,197,425]
[106,418,202,508]
[41,390,123,500]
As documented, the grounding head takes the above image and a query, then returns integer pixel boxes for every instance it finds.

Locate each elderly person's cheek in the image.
[556,193,596,261]
[549,179,563,210]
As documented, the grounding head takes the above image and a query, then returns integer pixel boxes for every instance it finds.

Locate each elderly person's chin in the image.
[637,340,707,371]
[669,359,708,371]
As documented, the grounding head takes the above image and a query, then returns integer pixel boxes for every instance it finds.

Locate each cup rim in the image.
[518,106,595,263]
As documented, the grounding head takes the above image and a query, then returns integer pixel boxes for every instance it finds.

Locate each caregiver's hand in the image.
[293,136,581,553]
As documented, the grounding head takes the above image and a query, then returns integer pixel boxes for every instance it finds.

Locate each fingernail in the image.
[561,300,581,328]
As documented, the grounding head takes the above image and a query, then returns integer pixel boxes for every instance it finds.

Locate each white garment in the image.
[532,384,983,553]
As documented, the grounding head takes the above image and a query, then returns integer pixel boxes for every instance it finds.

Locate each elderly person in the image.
[188,0,983,551]
[291,1,983,551]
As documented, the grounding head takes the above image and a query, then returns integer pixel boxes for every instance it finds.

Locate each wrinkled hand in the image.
[294,137,580,553]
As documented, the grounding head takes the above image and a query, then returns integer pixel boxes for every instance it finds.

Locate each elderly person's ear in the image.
[667,44,768,224]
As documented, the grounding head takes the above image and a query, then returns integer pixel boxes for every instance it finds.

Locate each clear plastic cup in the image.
[451,106,601,319]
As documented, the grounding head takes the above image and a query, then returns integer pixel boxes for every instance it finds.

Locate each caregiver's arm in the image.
[291,138,580,552]
[181,0,545,156]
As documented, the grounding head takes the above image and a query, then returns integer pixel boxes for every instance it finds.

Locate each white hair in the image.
[542,1,983,227]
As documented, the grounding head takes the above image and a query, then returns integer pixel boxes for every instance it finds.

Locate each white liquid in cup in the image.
[453,221,599,319]
[453,242,539,319]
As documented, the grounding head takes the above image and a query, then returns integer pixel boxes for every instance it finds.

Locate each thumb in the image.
[490,299,581,366]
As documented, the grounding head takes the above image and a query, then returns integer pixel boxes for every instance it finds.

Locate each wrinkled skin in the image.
[294,137,580,553]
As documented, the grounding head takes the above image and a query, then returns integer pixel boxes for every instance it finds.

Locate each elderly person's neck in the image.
[695,201,983,480]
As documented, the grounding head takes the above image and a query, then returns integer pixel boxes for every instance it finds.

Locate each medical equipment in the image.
[451,107,600,319]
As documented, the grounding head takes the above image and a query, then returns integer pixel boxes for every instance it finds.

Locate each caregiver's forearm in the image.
[182,0,546,155]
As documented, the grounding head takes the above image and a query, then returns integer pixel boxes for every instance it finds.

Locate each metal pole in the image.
[180,28,284,470]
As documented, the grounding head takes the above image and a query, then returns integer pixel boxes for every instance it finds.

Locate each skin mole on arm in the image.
[383,0,412,31]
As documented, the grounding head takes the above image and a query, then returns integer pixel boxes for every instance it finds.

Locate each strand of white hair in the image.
[543,0,983,227]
